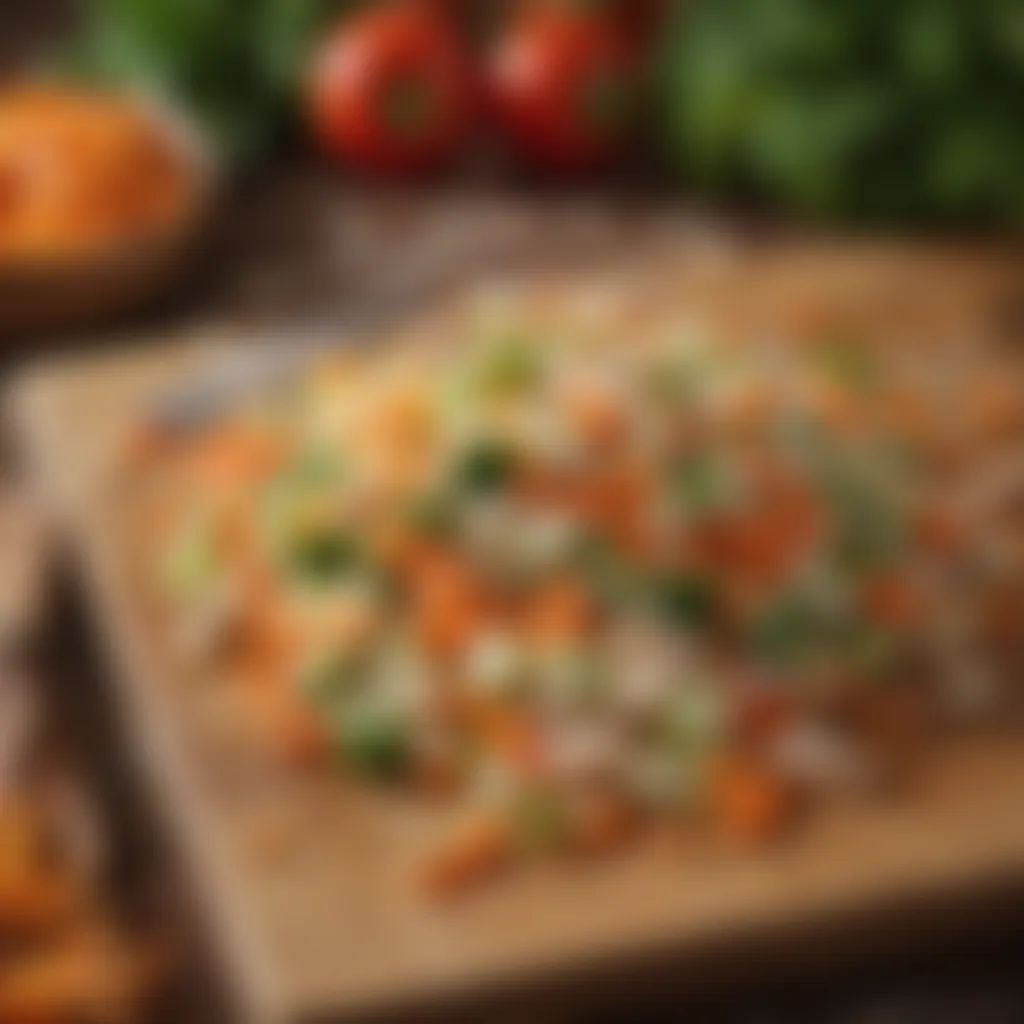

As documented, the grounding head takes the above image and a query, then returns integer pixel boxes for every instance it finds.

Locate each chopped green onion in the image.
[536,647,608,709]
[295,647,366,707]
[513,791,569,853]
[472,336,545,397]
[287,530,361,585]
[813,337,878,392]
[336,705,410,779]
[652,572,719,628]
[670,451,740,514]
[749,592,824,666]
[161,516,220,599]
[454,438,518,494]
[404,492,456,538]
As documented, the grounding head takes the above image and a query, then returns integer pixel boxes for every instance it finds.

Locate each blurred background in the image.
[0,1,1021,1022]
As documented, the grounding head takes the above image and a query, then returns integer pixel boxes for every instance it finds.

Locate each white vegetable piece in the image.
[463,631,528,698]
[769,722,872,791]
[546,719,623,785]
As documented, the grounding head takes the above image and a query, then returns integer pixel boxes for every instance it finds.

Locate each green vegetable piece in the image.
[664,688,726,750]
[337,705,409,780]
[473,337,544,397]
[287,530,360,585]
[538,647,608,709]
[644,351,700,406]
[161,516,220,599]
[404,492,456,539]
[296,648,364,707]
[750,592,823,666]
[671,452,738,515]
[513,791,569,853]
[814,338,879,392]
[455,439,518,494]
[653,572,719,629]
[836,621,904,679]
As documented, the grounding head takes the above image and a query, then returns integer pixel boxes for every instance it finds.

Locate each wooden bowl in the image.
[0,95,218,341]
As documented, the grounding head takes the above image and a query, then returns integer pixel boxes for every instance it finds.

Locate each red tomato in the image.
[307,2,474,175]
[487,5,638,172]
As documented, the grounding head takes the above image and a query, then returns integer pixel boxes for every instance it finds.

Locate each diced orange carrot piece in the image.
[242,667,328,767]
[477,703,546,778]
[566,385,626,448]
[862,572,924,629]
[523,578,594,644]
[731,688,796,745]
[413,558,489,657]
[970,377,1022,437]
[913,504,964,556]
[187,429,284,486]
[418,814,511,897]
[711,756,792,844]
[571,795,634,855]
[364,380,433,452]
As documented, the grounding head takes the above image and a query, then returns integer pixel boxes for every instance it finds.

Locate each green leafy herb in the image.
[404,492,456,539]
[513,791,569,853]
[670,451,739,515]
[161,515,221,599]
[472,336,545,398]
[287,529,361,584]
[749,592,825,666]
[454,439,518,494]
[652,571,719,628]
[337,704,409,779]
[296,647,366,706]
[814,338,879,393]
[656,0,1024,227]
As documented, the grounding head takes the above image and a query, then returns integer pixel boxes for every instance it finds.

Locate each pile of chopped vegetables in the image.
[140,285,1024,894]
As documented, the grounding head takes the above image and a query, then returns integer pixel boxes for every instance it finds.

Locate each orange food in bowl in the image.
[0,87,194,262]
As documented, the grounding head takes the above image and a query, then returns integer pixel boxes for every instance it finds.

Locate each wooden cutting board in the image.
[9,244,1024,1023]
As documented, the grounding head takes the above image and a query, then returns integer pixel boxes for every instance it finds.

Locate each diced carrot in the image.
[884,387,934,446]
[697,473,820,586]
[466,699,546,778]
[413,556,489,657]
[809,380,860,435]
[731,688,796,745]
[239,654,329,766]
[187,429,284,486]
[970,377,1022,437]
[413,754,465,801]
[492,712,545,777]
[589,461,651,553]
[565,385,627,448]
[720,386,775,436]
[418,814,511,897]
[913,504,965,557]
[711,756,792,844]
[267,692,329,766]
[570,795,634,855]
[373,525,428,574]
[862,572,924,629]
[364,380,433,452]
[120,422,172,466]
[523,578,594,644]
